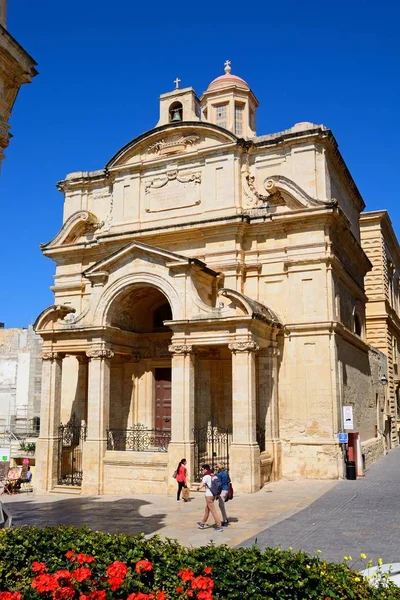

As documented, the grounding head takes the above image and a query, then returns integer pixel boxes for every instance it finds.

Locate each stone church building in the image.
[34,62,387,495]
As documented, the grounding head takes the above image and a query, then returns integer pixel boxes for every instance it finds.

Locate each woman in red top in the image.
[176,458,187,501]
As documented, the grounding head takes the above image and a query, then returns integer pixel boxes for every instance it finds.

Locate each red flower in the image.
[72,567,92,583]
[53,587,76,600]
[176,587,183,593]
[106,561,128,579]
[87,593,106,600]
[32,574,58,593]
[54,570,73,582]
[108,576,124,591]
[178,568,194,582]
[156,593,166,600]
[187,591,193,597]
[191,576,214,592]
[204,567,212,575]
[32,562,47,574]
[0,593,22,600]
[127,594,153,600]
[196,593,213,600]
[75,554,95,565]
[66,551,75,561]
[135,560,153,573]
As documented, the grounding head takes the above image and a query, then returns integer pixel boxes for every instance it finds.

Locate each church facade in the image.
[34,63,387,495]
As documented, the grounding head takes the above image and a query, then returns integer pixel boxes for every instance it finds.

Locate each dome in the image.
[206,61,250,92]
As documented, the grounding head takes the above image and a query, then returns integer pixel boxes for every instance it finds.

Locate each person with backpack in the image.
[197,464,224,532]
[216,462,230,526]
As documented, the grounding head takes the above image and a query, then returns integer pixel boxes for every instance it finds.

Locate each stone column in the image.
[228,340,260,492]
[259,346,281,482]
[75,356,89,424]
[167,344,195,492]
[35,351,64,494]
[81,347,114,495]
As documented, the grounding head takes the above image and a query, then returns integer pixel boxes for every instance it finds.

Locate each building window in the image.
[215,103,227,129]
[235,103,244,136]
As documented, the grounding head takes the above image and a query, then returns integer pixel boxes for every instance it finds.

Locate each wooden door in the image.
[155,368,171,432]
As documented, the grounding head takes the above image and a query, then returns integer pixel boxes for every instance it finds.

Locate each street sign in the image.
[338,432,348,444]
[343,406,354,430]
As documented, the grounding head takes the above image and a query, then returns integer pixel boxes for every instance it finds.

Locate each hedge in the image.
[0,526,398,599]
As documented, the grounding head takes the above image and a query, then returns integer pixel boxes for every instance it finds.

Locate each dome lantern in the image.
[200,61,259,137]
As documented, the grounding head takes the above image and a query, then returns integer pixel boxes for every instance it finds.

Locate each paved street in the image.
[241,447,400,569]
[2,448,400,569]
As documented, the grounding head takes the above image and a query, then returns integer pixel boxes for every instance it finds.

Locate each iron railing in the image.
[193,417,232,481]
[107,424,170,452]
[57,415,86,486]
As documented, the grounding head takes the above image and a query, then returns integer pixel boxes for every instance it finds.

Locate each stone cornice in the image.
[0,25,37,77]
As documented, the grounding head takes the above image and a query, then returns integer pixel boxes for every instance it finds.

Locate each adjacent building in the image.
[34,63,391,495]
[0,324,42,434]
[0,0,37,169]
[360,211,400,448]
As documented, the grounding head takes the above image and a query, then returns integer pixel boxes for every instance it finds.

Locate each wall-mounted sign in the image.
[343,406,354,430]
[338,432,349,444]
[0,448,10,461]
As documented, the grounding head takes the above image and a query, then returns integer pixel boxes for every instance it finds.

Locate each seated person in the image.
[16,466,32,489]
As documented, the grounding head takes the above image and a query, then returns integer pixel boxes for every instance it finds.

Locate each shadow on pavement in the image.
[3,497,166,536]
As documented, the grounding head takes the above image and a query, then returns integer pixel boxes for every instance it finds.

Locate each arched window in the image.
[169,101,183,122]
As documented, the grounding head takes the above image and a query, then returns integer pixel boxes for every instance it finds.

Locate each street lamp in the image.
[380,375,388,386]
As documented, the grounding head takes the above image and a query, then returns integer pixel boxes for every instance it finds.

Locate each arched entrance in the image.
[105,285,174,451]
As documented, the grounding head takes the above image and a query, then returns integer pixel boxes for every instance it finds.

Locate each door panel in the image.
[155,368,171,432]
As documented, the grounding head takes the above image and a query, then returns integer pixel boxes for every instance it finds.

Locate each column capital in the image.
[228,341,259,354]
[86,347,115,360]
[168,344,194,355]
[41,351,65,361]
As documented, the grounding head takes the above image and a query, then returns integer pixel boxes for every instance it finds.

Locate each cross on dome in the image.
[224,60,231,74]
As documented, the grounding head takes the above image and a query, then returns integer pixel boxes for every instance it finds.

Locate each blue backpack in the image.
[208,475,222,498]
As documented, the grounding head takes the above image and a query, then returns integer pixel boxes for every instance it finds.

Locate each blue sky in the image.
[1,0,399,327]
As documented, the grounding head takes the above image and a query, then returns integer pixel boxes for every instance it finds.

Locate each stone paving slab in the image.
[240,448,400,570]
[1,478,336,549]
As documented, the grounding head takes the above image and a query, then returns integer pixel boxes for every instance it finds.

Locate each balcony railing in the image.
[106,424,170,452]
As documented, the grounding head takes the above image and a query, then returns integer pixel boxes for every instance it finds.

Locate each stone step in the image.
[50,485,82,496]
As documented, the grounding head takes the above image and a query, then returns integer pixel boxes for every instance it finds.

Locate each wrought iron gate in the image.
[57,414,86,486]
[193,416,232,481]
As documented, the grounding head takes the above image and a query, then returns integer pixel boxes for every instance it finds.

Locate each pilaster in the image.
[35,351,64,494]
[81,346,114,495]
[167,343,195,492]
[259,346,282,481]
[228,340,260,492]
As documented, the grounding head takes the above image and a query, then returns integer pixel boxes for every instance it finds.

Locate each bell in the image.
[171,109,182,122]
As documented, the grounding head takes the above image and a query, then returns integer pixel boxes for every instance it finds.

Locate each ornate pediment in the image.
[83,240,219,287]
[106,122,237,170]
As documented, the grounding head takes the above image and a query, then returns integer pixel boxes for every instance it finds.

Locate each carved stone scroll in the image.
[168,344,194,355]
[228,341,259,354]
[41,351,65,361]
[86,348,115,360]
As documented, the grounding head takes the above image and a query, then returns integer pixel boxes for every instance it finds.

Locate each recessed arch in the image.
[94,272,183,328]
